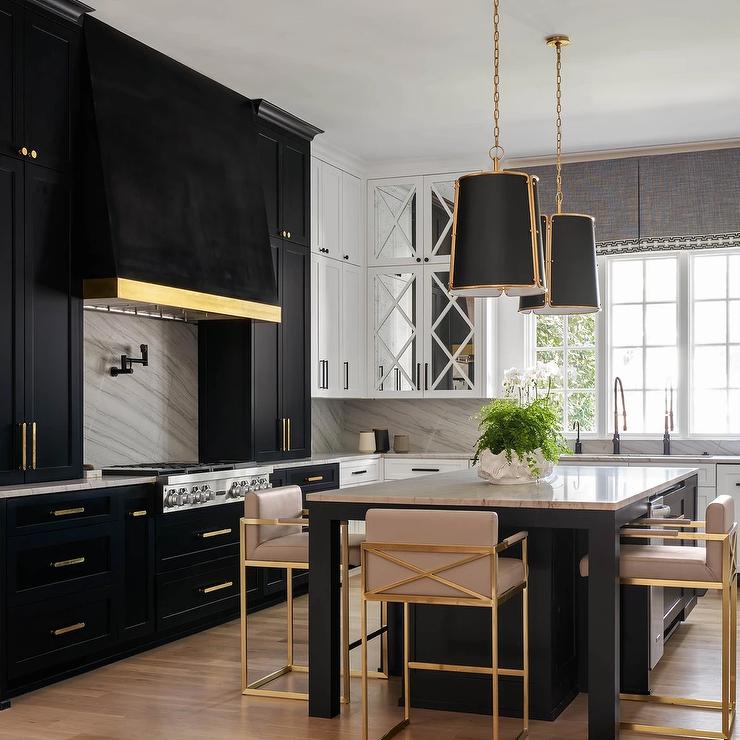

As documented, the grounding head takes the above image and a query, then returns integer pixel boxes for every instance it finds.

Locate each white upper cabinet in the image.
[368,177,423,265]
[311,156,363,265]
[341,171,362,265]
[340,261,365,394]
[423,174,465,264]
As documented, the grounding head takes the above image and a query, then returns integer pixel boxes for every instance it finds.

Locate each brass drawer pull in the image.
[199,580,233,595]
[31,421,36,470]
[51,556,85,569]
[197,528,232,539]
[51,622,85,637]
[128,510,148,517]
[306,475,324,483]
[19,422,27,471]
[50,506,85,517]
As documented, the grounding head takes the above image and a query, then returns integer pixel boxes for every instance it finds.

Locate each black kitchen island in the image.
[306,465,699,740]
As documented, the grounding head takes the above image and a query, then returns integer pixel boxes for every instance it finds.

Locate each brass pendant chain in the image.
[554,39,564,214]
[489,0,504,171]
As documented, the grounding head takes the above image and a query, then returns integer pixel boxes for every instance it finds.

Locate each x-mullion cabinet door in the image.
[422,173,467,264]
[421,264,481,398]
[368,176,423,266]
[368,265,423,397]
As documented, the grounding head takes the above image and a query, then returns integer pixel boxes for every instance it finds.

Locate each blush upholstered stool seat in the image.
[239,486,386,702]
[579,494,737,740]
[360,508,529,740]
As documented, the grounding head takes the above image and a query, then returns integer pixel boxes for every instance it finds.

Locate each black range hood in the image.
[81,17,280,322]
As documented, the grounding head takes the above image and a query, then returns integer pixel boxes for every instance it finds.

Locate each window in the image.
[607,255,680,433]
[690,252,740,433]
[535,314,597,432]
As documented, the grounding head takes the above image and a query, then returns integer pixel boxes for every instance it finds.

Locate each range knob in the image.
[228,482,240,499]
[193,489,202,503]
[259,478,269,489]
[202,485,214,501]
[165,490,179,507]
[183,493,193,505]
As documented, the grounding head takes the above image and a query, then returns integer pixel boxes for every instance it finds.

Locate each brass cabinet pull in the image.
[128,510,148,517]
[305,475,323,483]
[287,417,291,451]
[280,418,287,452]
[30,149,37,159]
[19,146,28,157]
[197,527,232,539]
[50,506,85,517]
[51,622,85,637]
[287,231,291,239]
[51,556,85,569]
[19,422,27,471]
[199,580,233,595]
[31,421,37,470]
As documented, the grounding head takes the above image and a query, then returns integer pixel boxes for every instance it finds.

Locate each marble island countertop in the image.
[560,453,740,464]
[306,465,699,511]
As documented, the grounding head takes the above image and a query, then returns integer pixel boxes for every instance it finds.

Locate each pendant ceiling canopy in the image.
[448,0,546,299]
[519,36,601,316]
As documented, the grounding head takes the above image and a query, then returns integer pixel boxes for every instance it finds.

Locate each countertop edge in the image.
[0,475,158,500]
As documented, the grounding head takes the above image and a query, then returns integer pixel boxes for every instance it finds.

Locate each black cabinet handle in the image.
[416,363,421,390]
[412,467,440,472]
[379,365,384,392]
[351,470,368,475]
[344,361,349,390]
[344,254,349,260]
[416,257,421,263]
[424,363,429,391]
[395,367,401,391]
[424,257,429,262]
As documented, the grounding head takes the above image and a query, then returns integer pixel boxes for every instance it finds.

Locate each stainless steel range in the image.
[103,462,274,514]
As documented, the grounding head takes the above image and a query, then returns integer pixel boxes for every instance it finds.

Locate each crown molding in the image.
[252,99,323,141]
[25,0,93,24]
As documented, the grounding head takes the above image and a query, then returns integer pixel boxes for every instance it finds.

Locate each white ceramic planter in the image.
[477,448,554,485]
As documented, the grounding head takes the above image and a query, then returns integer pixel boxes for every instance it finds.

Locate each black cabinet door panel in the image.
[281,141,309,245]
[23,10,78,171]
[23,163,81,482]
[0,0,23,160]
[0,154,24,484]
[257,129,280,238]
[280,244,310,458]
[7,488,113,534]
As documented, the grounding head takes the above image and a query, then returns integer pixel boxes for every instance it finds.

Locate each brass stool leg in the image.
[522,538,529,738]
[287,566,294,668]
[492,599,499,740]
[361,593,369,740]
[723,574,731,738]
[240,528,248,693]
[403,602,410,726]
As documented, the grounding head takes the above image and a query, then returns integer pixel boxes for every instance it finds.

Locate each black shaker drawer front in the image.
[7,588,115,680]
[277,463,340,494]
[156,557,239,631]
[157,503,241,571]
[7,489,114,534]
[7,523,117,602]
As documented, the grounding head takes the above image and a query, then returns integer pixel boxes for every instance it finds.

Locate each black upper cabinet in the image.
[0,154,24,486]
[0,2,79,171]
[256,129,281,241]
[23,164,81,482]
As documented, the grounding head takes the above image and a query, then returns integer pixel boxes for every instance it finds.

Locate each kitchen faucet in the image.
[663,384,674,455]
[613,377,627,454]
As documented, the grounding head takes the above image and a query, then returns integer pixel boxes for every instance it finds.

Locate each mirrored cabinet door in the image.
[369,267,422,396]
[423,174,465,263]
[369,177,423,265]
[422,265,480,396]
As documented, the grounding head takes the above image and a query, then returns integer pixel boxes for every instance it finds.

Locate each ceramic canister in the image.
[393,434,410,453]
[358,431,376,454]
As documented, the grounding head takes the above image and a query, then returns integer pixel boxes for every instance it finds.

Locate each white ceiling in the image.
[89,0,740,165]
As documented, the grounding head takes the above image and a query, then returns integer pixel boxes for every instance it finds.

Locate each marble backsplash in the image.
[312,398,740,457]
[84,311,198,468]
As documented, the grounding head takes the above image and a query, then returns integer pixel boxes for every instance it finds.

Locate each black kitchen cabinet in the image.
[0,0,80,171]
[120,488,155,642]
[0,156,81,485]
[253,99,321,247]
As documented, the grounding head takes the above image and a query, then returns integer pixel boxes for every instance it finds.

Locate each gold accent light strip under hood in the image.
[83,278,282,323]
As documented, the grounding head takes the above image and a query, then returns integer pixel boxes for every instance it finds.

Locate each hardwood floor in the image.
[0,579,737,739]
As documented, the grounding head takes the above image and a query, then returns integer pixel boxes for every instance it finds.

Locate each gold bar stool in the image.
[360,508,529,740]
[239,486,387,701]
[580,494,737,739]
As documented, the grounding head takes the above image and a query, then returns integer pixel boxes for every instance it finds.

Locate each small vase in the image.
[477,448,554,485]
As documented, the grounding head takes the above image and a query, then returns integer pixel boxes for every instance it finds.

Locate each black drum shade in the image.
[519,213,600,314]
[449,170,547,297]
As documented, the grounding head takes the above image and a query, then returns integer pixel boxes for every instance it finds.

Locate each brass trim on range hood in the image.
[83,278,282,322]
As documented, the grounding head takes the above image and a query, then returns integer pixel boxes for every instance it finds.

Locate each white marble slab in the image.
[0,475,157,500]
[306,465,699,511]
[561,453,740,464]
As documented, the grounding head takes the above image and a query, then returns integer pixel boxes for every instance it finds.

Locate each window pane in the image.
[730,256,740,299]
[536,350,563,389]
[568,392,596,432]
[645,347,678,389]
[729,346,740,388]
[645,258,677,302]
[611,305,643,346]
[612,347,643,389]
[729,390,740,432]
[693,346,727,388]
[645,390,669,433]
[622,391,644,433]
[547,391,564,429]
[694,390,727,433]
[567,349,596,389]
[645,303,676,346]
[611,260,643,303]
[694,301,727,344]
[693,254,726,300]
[567,314,595,347]
[729,301,740,343]
[536,316,563,347]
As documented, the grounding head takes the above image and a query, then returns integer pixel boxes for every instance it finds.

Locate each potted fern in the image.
[474,364,568,484]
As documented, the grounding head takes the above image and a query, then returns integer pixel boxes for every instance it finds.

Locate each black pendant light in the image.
[448,0,546,298]
[519,36,600,315]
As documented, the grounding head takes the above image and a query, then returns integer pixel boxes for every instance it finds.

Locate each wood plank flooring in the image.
[0,578,737,739]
